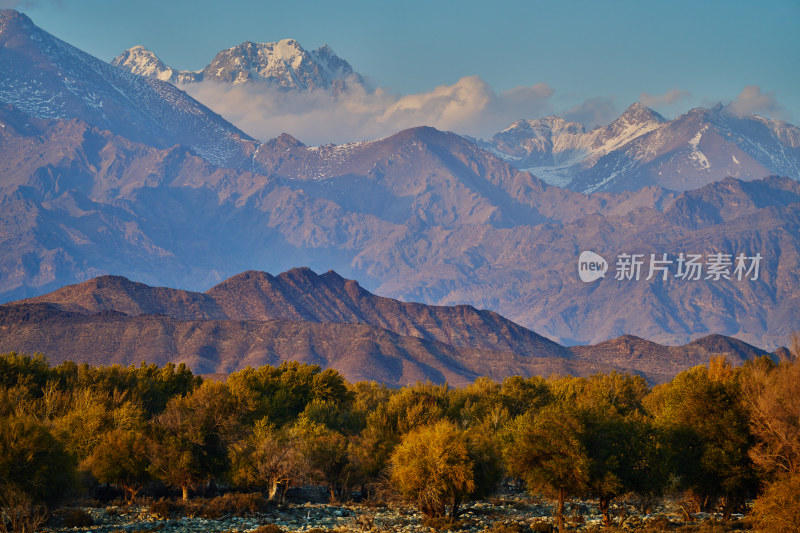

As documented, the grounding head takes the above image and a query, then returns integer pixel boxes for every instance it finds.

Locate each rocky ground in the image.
[42,490,752,533]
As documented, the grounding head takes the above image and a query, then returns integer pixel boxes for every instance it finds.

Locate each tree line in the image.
[0,349,798,533]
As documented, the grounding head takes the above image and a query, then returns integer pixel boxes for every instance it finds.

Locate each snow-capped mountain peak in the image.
[112,45,173,81]
[113,38,365,93]
[617,102,666,125]
[595,103,666,154]
[112,46,201,84]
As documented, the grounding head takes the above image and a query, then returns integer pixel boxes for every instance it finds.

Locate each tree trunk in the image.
[123,485,138,504]
[557,489,565,533]
[181,485,189,501]
[268,479,279,501]
[722,494,735,522]
[679,503,694,523]
[599,495,612,526]
[449,497,461,518]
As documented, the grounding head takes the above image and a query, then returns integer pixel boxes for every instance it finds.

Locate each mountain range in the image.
[477,103,800,193]
[0,8,797,361]
[112,39,365,92]
[0,269,775,385]
[0,10,256,168]
[110,31,800,196]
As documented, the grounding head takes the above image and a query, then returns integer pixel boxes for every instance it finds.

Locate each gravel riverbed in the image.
[42,493,752,533]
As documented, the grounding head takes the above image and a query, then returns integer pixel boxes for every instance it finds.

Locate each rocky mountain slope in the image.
[0,9,796,351]
[0,9,256,168]
[112,39,365,92]
[479,103,800,192]
[0,271,774,384]
[18,268,568,359]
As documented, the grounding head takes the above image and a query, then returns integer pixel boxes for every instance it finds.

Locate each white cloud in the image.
[725,85,784,118]
[181,76,554,145]
[562,96,618,127]
[639,89,690,108]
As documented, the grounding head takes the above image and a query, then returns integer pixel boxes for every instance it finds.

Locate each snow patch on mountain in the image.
[688,125,711,170]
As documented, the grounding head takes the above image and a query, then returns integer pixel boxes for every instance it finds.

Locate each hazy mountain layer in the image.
[1,101,797,349]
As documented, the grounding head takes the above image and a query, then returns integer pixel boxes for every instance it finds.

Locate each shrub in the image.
[62,508,95,527]
[423,516,465,531]
[0,484,48,533]
[482,523,531,533]
[250,525,282,533]
[751,473,800,532]
[391,419,499,518]
[184,492,270,519]
[149,498,178,519]
[645,515,674,531]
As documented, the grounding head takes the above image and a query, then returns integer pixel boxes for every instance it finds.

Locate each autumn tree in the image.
[229,419,299,501]
[384,381,450,435]
[742,357,800,476]
[750,471,800,533]
[741,355,800,532]
[391,419,498,518]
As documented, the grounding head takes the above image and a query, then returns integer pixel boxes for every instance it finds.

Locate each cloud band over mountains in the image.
[183,76,789,146]
[181,75,558,145]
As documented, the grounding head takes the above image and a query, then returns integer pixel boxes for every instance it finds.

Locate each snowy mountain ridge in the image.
[0,9,255,168]
[113,39,365,92]
[479,103,800,192]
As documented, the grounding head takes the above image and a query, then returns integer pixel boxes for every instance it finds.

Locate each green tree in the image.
[0,353,51,395]
[83,428,151,502]
[227,362,351,428]
[581,408,668,524]
[551,372,666,524]
[502,404,589,533]
[499,375,551,418]
[0,414,75,507]
[292,419,359,503]
[645,358,757,520]
[148,381,239,500]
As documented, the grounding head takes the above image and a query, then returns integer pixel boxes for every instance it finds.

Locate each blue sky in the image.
[7,0,799,141]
